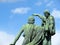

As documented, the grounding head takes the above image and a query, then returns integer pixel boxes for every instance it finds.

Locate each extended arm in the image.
[32,14,46,21]
[10,26,24,45]
[13,29,24,44]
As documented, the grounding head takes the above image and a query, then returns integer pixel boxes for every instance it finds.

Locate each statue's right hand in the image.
[10,44,15,45]
[32,13,38,16]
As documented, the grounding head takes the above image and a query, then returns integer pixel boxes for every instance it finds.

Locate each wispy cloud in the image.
[46,1,54,7]
[51,9,60,18]
[0,0,26,3]
[0,31,24,45]
[11,7,31,14]
[35,1,42,6]
[35,0,54,7]
[44,0,49,3]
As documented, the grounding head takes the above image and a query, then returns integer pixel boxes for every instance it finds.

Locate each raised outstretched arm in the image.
[10,26,24,45]
[32,14,46,21]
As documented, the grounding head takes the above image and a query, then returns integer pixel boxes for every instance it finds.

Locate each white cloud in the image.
[0,31,24,45]
[0,0,26,3]
[51,9,60,18]
[0,31,14,45]
[11,7,31,14]
[35,2,42,6]
[52,30,60,45]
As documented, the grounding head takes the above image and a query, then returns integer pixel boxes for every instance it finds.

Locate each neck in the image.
[46,15,50,19]
[46,16,48,19]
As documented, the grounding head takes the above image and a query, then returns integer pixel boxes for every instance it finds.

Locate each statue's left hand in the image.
[32,14,38,16]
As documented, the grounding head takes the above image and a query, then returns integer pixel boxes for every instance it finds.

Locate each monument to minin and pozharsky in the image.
[10,10,55,45]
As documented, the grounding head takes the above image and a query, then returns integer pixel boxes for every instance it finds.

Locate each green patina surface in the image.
[10,10,55,45]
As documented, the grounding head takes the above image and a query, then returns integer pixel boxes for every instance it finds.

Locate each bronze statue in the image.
[10,16,40,45]
[33,10,55,45]
[10,10,55,45]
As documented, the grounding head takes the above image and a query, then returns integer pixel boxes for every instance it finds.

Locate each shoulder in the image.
[49,15,54,20]
[50,15,54,18]
[22,24,28,27]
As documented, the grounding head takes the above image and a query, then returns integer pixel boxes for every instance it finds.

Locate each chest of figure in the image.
[43,16,52,25]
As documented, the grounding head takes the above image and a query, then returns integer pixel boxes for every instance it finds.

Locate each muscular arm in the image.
[12,26,24,44]
[32,14,46,21]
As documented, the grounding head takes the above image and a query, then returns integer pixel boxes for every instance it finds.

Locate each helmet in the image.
[28,16,35,24]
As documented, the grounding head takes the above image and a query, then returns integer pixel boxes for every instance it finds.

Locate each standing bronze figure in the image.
[33,10,55,45]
